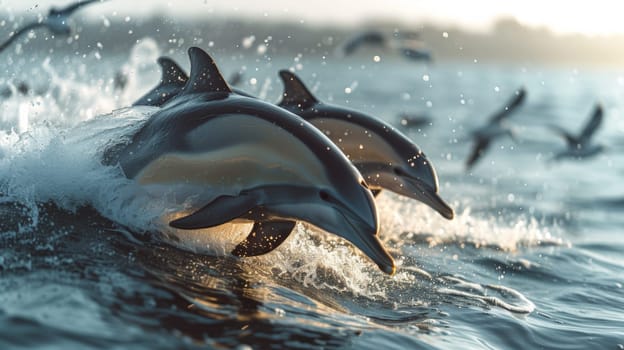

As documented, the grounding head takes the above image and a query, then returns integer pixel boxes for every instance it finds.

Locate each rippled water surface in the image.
[1,44,623,349]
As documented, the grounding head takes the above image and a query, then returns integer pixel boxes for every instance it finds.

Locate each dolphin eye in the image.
[393,167,405,176]
[319,190,331,201]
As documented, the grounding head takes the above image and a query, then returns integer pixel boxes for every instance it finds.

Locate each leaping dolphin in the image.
[277,71,453,220]
[0,0,103,53]
[465,88,526,170]
[548,104,605,160]
[112,47,395,274]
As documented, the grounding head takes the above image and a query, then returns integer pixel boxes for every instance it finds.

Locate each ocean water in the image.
[0,39,623,349]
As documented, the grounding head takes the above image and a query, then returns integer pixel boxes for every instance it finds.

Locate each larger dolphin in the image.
[112,47,395,274]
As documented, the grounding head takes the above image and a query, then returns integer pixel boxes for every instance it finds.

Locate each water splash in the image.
[376,192,565,251]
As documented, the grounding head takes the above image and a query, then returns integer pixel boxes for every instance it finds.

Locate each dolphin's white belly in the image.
[134,114,332,199]
[309,118,401,164]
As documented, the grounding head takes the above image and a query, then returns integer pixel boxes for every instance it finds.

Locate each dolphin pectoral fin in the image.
[232,220,296,257]
[169,194,258,229]
[371,189,382,197]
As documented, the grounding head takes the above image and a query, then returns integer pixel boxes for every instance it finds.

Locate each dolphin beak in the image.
[382,172,454,220]
[342,211,396,275]
[340,191,396,275]
[412,180,454,220]
[262,187,396,274]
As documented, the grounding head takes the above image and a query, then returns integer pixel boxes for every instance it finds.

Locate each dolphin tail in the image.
[232,220,296,257]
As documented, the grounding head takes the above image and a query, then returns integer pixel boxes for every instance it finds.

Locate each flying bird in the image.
[398,112,432,129]
[339,30,387,56]
[337,29,432,62]
[548,104,605,161]
[465,88,526,170]
[0,0,103,53]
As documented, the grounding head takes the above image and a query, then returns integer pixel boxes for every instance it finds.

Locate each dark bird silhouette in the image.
[0,0,103,53]
[113,70,128,91]
[338,29,432,62]
[465,88,526,170]
[340,30,387,56]
[228,70,244,86]
[548,104,605,161]
[398,112,432,129]
[399,47,432,62]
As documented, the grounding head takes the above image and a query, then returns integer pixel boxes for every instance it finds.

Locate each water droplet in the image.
[256,44,267,55]
[242,35,256,49]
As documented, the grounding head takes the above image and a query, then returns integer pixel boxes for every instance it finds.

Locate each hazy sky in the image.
[3,0,624,36]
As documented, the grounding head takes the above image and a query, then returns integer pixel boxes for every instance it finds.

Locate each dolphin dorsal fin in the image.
[278,70,318,109]
[157,57,188,85]
[179,47,231,96]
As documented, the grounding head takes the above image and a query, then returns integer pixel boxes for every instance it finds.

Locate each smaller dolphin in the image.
[0,0,104,53]
[277,71,453,220]
[133,57,188,107]
[465,88,526,170]
[113,47,395,274]
[548,104,605,160]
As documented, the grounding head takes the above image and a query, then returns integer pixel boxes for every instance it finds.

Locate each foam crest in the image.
[376,192,565,251]
[247,224,390,297]
[0,107,156,231]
